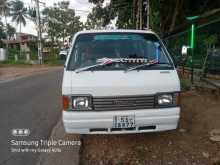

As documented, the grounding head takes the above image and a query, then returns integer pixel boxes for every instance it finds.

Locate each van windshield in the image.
[67,33,173,71]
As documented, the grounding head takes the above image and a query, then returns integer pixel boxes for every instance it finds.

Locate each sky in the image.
[9,0,95,35]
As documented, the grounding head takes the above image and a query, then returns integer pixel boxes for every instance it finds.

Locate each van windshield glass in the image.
[67,33,173,71]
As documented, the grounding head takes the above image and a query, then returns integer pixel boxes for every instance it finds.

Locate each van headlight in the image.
[72,96,92,110]
[156,93,180,107]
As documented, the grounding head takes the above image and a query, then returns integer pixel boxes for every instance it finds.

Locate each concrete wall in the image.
[0,48,7,61]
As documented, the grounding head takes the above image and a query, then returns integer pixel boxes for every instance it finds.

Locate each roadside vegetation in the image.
[1,1,220,165]
[0,0,83,66]
[1,0,220,69]
[180,78,192,91]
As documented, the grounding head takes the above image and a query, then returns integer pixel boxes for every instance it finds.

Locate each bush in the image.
[44,58,65,66]
[181,78,192,91]
[0,59,32,65]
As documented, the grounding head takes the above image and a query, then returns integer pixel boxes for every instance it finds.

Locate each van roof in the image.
[76,29,156,35]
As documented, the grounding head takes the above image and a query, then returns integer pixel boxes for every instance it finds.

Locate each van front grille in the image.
[93,95,155,111]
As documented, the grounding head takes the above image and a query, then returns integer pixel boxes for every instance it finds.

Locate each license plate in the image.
[113,115,135,128]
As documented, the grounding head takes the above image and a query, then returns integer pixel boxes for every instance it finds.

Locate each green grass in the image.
[0,60,32,66]
[0,58,65,67]
[44,58,65,66]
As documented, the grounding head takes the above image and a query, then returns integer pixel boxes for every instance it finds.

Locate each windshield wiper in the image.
[125,60,171,72]
[75,58,121,73]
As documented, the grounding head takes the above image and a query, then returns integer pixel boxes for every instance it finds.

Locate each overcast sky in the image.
[10,0,95,35]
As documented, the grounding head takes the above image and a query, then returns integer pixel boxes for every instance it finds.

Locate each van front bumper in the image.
[62,107,180,134]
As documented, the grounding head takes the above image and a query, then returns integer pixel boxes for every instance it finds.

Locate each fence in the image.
[164,19,220,75]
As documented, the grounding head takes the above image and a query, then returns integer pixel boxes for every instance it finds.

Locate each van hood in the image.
[62,70,180,96]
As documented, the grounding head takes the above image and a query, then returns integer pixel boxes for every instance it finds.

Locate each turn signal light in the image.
[62,95,69,110]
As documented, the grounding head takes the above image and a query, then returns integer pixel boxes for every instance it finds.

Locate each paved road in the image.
[0,69,63,165]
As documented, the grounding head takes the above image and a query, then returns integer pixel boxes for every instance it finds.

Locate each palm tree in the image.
[0,0,10,51]
[10,0,27,55]
[27,7,36,27]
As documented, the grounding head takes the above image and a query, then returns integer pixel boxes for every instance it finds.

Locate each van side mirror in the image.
[181,45,189,56]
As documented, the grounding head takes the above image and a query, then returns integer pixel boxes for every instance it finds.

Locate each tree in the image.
[87,0,137,29]
[87,0,220,34]
[27,7,37,25]
[112,0,134,28]
[42,1,83,46]
[10,0,27,33]
[0,20,6,47]
[160,0,220,34]
[0,0,10,27]
[148,0,160,32]
[10,0,27,54]
[7,23,16,39]
[85,4,109,29]
[0,22,15,47]
[0,0,10,49]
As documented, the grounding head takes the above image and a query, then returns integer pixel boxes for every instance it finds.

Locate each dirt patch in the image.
[37,120,81,165]
[0,65,62,82]
[80,91,220,165]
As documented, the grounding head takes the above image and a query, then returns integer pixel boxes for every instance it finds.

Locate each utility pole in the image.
[147,0,150,29]
[144,0,150,29]
[132,0,136,29]
[136,0,139,29]
[35,0,43,64]
[4,11,9,55]
[139,0,143,29]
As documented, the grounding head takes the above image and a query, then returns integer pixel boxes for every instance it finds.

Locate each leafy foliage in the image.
[0,20,6,47]
[10,0,28,27]
[42,1,83,43]
[0,0,10,16]
[0,20,6,38]
[85,4,110,29]
[86,0,220,34]
[27,7,36,24]
[86,0,134,29]
[6,23,15,39]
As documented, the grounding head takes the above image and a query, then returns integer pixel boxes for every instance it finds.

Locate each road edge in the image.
[0,67,62,83]
[36,119,81,165]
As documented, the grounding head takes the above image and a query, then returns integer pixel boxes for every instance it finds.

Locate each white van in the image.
[62,30,181,134]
